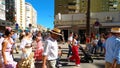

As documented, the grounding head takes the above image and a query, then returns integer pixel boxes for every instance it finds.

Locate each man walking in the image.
[111,28,120,68]
[42,28,62,68]
[105,27,120,68]
[67,32,73,59]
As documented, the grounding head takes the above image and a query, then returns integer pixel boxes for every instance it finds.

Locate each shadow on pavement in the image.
[94,63,105,68]
[59,59,75,67]
[61,63,75,67]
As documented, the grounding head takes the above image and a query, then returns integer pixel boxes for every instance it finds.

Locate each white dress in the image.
[1,39,17,68]
[18,38,35,68]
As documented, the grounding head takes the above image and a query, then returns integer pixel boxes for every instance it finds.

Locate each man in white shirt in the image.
[91,37,98,54]
[42,28,62,68]
[67,32,73,59]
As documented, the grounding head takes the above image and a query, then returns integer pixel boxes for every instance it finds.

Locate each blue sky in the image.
[26,0,54,29]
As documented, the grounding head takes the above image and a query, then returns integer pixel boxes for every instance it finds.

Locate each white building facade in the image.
[32,8,37,28]
[15,0,26,30]
[25,2,37,28]
[0,0,5,20]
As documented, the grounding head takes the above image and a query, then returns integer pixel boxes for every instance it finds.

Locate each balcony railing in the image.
[68,5,76,10]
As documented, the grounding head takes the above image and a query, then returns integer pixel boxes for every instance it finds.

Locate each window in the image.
[2,1,5,5]
[58,4,62,7]
[26,6,30,11]
[68,9,76,13]
[68,2,76,5]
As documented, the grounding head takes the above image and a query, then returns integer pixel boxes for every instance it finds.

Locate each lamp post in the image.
[86,0,90,36]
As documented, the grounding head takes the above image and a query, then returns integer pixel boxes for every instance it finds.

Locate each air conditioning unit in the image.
[106,16,113,21]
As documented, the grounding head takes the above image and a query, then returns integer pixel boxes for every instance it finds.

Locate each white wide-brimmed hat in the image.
[111,27,120,33]
[49,28,62,36]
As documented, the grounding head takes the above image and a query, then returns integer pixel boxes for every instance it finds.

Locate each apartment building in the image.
[0,0,5,20]
[25,2,37,28]
[5,0,16,24]
[55,0,120,41]
[55,0,80,15]
[55,0,120,15]
[15,0,26,29]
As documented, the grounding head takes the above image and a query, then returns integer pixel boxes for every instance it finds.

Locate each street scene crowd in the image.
[0,27,120,68]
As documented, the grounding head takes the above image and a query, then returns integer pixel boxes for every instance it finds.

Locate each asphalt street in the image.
[13,43,105,68]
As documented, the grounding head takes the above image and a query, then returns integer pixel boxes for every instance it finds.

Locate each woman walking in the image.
[17,32,35,68]
[69,33,80,67]
[1,29,17,68]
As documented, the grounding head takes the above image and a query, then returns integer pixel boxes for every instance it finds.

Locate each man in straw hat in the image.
[105,27,120,68]
[42,28,62,68]
[112,28,120,68]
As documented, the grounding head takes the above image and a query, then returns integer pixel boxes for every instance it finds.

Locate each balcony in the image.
[68,2,76,5]
[68,5,76,10]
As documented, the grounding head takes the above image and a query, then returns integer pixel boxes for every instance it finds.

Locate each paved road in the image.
[13,43,105,68]
[59,43,105,68]
[59,54,105,68]
[13,52,105,68]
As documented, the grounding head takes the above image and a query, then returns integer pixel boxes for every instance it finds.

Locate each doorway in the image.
[79,30,86,44]
[62,30,68,42]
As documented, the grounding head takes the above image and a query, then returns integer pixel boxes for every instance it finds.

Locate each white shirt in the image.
[68,36,73,42]
[43,37,58,60]
[0,37,4,50]
[92,39,98,45]
[20,38,32,49]
[68,36,73,45]
[73,39,78,46]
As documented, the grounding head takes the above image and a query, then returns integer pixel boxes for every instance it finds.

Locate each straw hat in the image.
[49,28,62,36]
[111,27,120,33]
